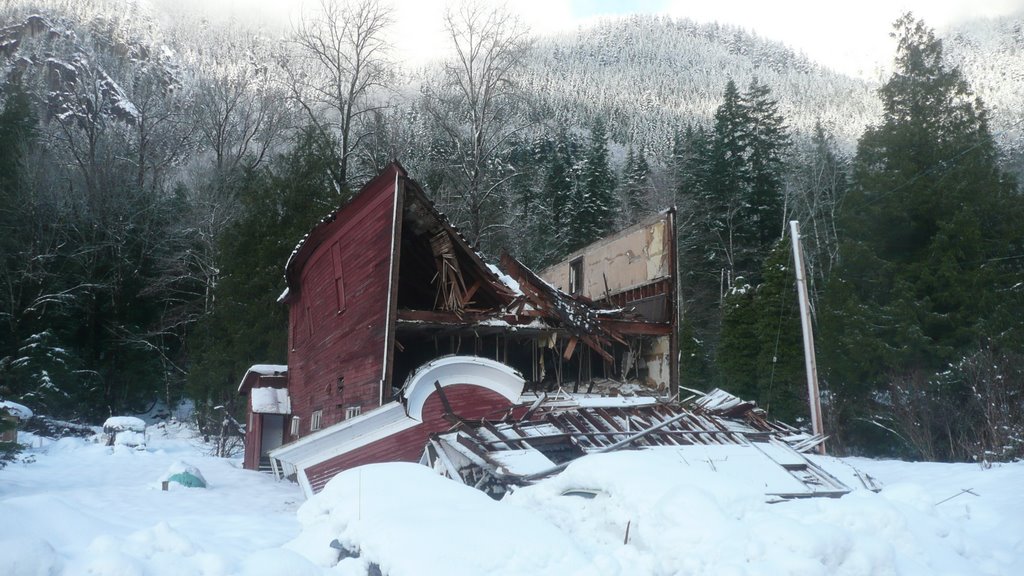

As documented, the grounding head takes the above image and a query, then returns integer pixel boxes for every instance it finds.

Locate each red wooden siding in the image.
[305,384,514,493]
[287,168,400,441]
[243,411,262,471]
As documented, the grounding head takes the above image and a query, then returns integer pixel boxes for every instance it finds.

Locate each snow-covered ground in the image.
[1,422,1022,576]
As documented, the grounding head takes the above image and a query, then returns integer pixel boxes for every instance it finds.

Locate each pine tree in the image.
[621,143,651,224]
[543,133,575,254]
[742,79,790,251]
[717,239,805,421]
[579,118,616,246]
[821,14,1024,459]
[705,79,750,285]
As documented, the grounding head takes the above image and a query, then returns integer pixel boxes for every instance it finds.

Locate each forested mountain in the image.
[1,0,1021,462]
[944,12,1024,176]
[520,15,880,153]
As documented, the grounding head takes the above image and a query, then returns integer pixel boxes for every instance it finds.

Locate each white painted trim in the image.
[270,402,408,462]
[297,467,314,498]
[381,171,401,407]
[402,356,525,421]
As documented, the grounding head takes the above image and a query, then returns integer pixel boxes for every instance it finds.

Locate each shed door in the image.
[260,414,285,456]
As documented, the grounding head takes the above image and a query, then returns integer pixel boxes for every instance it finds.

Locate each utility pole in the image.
[789,221,825,454]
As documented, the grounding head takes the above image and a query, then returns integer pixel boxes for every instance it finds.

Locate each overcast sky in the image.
[174,0,1024,79]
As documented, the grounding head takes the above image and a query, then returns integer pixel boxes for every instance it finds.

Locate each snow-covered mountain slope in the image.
[520,15,882,152]
[2,3,1018,165]
[1,421,1022,575]
[0,6,178,128]
[944,11,1024,173]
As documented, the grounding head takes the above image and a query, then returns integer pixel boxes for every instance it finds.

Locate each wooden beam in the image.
[460,279,481,307]
[562,336,578,361]
[598,318,673,336]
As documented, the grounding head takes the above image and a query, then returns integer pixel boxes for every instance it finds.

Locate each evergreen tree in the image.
[544,132,575,253]
[706,79,750,284]
[717,240,805,421]
[187,127,343,436]
[672,124,711,200]
[742,79,790,251]
[579,118,616,246]
[621,143,651,224]
[673,124,719,388]
[821,14,1024,459]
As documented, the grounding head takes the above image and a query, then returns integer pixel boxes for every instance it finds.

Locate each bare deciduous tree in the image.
[282,0,393,191]
[192,35,294,177]
[424,1,531,248]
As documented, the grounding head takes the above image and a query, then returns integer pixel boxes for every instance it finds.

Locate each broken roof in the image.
[423,388,861,501]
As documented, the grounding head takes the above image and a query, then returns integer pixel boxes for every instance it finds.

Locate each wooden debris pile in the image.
[423,389,862,500]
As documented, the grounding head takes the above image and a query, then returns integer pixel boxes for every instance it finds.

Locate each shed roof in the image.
[237,364,288,394]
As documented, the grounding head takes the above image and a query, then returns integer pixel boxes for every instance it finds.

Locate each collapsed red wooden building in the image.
[237,163,682,496]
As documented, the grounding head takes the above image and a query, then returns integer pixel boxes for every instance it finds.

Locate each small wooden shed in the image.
[1,400,33,443]
[237,365,289,471]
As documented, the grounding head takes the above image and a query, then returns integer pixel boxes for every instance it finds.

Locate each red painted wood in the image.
[243,410,262,471]
[305,384,515,493]
[286,167,401,439]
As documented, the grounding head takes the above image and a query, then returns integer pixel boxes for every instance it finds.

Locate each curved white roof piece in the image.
[402,356,525,421]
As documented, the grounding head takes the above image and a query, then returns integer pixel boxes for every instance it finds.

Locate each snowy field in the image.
[1,422,1022,576]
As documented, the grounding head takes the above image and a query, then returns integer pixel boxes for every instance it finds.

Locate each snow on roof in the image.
[694,387,750,412]
[545,394,661,409]
[251,387,291,415]
[102,416,146,432]
[0,399,33,420]
[487,263,523,296]
[246,365,287,376]
[484,448,557,476]
[237,364,288,394]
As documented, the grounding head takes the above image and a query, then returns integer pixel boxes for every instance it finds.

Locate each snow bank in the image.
[0,421,305,576]
[3,415,1023,576]
[283,452,1023,576]
[509,450,1020,576]
[0,536,62,576]
[285,462,588,575]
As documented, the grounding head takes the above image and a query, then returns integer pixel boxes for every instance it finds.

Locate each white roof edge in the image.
[402,356,525,421]
[237,364,288,394]
[269,401,412,466]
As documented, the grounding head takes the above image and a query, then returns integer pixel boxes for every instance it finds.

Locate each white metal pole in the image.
[789,220,826,454]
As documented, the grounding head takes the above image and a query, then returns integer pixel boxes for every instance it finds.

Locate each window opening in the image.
[569,257,584,295]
